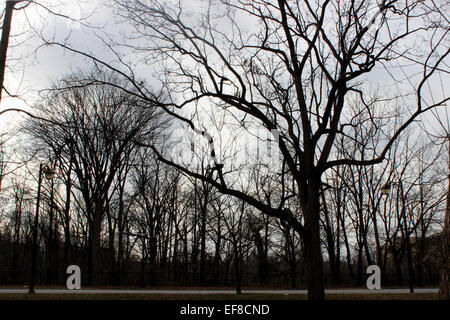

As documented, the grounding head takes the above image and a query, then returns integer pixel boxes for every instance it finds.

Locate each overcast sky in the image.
[1,0,448,153]
[1,0,106,123]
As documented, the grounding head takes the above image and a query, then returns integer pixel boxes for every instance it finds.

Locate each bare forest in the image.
[0,0,448,301]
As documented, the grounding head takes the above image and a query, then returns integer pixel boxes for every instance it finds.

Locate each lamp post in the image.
[29,164,55,294]
[380,180,415,293]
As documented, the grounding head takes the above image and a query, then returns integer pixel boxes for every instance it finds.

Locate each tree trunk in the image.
[63,161,72,271]
[325,229,338,286]
[404,229,415,293]
[182,224,189,285]
[105,202,116,284]
[213,216,222,285]
[0,1,15,103]
[253,228,268,286]
[356,244,363,285]
[440,199,450,299]
[88,210,102,286]
[199,200,207,285]
[290,251,297,289]
[342,221,354,281]
[233,244,242,294]
[303,185,325,300]
[140,241,147,288]
[47,180,55,284]
[392,246,403,286]
[149,235,157,286]
[373,210,383,268]
[439,143,450,299]
[117,186,125,286]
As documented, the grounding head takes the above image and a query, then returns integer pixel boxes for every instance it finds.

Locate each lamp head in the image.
[43,165,55,180]
[381,183,391,196]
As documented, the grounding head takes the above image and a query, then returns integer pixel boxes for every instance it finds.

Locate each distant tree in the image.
[130,149,178,286]
[25,70,166,284]
[420,107,450,300]
[442,141,450,299]
[0,134,6,193]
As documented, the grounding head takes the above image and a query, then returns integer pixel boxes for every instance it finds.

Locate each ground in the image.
[0,286,440,300]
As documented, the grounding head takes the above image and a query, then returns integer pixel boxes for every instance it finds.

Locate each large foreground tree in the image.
[44,0,448,299]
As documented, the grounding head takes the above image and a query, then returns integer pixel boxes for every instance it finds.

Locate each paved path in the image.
[0,288,439,294]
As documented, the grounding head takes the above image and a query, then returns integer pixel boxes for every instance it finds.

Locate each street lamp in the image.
[29,163,55,294]
[381,183,391,196]
[380,180,416,293]
[44,165,55,180]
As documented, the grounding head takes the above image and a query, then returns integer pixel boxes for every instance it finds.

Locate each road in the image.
[0,288,439,294]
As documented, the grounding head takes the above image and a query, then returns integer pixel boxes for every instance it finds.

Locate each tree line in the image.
[0,0,448,300]
[0,69,446,292]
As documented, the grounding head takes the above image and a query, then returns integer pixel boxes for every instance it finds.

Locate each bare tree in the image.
[442,141,450,299]
[419,107,450,299]
[0,134,6,193]
[87,0,447,299]
[25,70,166,284]
[14,0,446,299]
[131,150,178,285]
